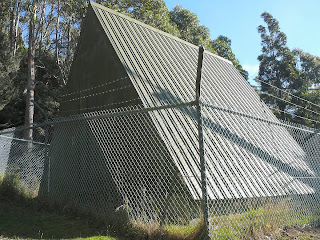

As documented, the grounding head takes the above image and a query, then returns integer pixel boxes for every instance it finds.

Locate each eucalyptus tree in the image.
[9,0,21,56]
[22,0,87,134]
[211,35,248,80]
[169,5,211,48]
[0,0,252,128]
[291,49,320,128]
[22,1,42,137]
[257,12,298,120]
[293,49,320,89]
[56,0,87,84]
[0,1,21,114]
[0,0,87,128]
[99,0,180,36]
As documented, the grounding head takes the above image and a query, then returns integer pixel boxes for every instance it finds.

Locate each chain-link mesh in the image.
[202,102,320,239]
[0,102,319,239]
[46,105,201,224]
[0,126,49,195]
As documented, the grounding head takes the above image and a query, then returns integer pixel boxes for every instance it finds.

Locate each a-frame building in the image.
[48,2,318,221]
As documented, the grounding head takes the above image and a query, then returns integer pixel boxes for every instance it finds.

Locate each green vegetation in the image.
[129,220,204,240]
[257,12,320,128]
[0,175,202,240]
[0,1,320,239]
[1,195,319,240]
[0,0,248,129]
[0,175,117,239]
[164,223,201,236]
[210,204,317,240]
[1,176,319,240]
[0,2,318,128]
[0,201,117,240]
[0,173,36,201]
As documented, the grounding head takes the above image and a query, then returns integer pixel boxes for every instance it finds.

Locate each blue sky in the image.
[164,0,320,84]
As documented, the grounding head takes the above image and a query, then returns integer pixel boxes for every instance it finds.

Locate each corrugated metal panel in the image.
[90,2,316,200]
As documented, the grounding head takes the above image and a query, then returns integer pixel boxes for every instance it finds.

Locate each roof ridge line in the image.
[90,1,233,65]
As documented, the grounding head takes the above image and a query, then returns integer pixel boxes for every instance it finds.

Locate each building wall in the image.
[60,6,141,115]
[45,6,197,222]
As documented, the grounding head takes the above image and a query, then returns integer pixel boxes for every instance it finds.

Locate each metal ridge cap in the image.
[90,1,233,65]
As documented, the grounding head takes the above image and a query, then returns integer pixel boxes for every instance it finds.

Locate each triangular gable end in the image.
[60,4,142,115]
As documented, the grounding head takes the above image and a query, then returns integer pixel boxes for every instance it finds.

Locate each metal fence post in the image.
[195,46,210,239]
[31,100,50,196]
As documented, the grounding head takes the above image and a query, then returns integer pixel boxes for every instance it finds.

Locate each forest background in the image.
[0,0,319,130]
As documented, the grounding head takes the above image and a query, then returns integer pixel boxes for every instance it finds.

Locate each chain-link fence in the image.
[0,125,48,196]
[202,102,320,239]
[0,100,319,239]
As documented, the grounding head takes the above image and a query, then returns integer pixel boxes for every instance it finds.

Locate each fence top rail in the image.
[0,134,48,146]
[201,102,320,135]
[0,101,197,135]
[0,101,318,136]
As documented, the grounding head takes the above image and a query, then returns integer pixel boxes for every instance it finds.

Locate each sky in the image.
[164,0,320,84]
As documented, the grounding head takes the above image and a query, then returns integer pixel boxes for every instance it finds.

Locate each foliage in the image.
[129,0,180,36]
[0,191,318,240]
[0,1,22,116]
[257,12,320,128]
[211,35,249,80]
[100,0,180,36]
[210,199,317,240]
[257,12,298,121]
[0,173,36,202]
[0,31,19,110]
[169,5,211,48]
[0,0,87,128]
[290,49,320,128]
[0,0,260,128]
[0,48,64,128]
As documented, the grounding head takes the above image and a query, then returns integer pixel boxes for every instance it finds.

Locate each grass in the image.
[0,199,205,240]
[129,220,204,240]
[0,174,118,239]
[0,174,203,240]
[0,201,117,240]
[164,223,201,236]
[1,200,319,240]
[1,174,320,239]
[209,200,319,240]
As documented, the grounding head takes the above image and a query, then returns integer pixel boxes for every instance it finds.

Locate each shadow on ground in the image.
[0,201,117,240]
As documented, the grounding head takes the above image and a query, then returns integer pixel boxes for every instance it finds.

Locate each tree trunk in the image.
[66,18,71,64]
[38,2,46,57]
[9,1,17,54]
[24,6,36,140]
[55,0,60,64]
[13,1,20,56]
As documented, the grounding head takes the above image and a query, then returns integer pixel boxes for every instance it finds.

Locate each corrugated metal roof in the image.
[90,2,316,200]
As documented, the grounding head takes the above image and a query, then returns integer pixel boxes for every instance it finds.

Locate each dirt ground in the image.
[278,226,320,240]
